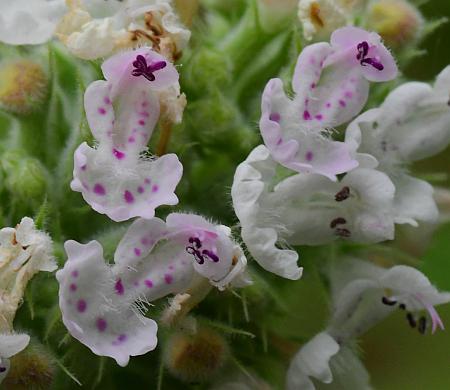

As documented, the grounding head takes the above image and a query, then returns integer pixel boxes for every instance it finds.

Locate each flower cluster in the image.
[0,0,450,388]
[231,25,450,388]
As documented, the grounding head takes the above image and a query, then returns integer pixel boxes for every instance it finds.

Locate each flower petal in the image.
[286,332,339,390]
[231,146,303,280]
[392,175,439,226]
[57,240,158,367]
[0,0,66,45]
[71,143,182,222]
[85,79,160,152]
[0,333,30,358]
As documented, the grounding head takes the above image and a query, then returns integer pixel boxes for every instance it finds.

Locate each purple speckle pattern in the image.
[113,148,126,160]
[164,274,173,284]
[98,107,107,115]
[71,270,79,278]
[305,151,314,161]
[112,334,127,346]
[124,190,135,204]
[145,279,153,288]
[134,247,141,256]
[96,318,107,332]
[137,186,144,194]
[151,185,159,193]
[303,110,312,120]
[70,283,77,292]
[77,299,87,313]
[93,183,106,196]
[115,279,125,295]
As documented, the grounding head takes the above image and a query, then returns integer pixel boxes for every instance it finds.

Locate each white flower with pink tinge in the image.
[71,47,183,222]
[56,213,249,366]
[260,26,397,181]
[286,258,450,389]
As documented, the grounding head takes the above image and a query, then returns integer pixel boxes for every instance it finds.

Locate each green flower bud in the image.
[367,0,423,49]
[2,342,55,390]
[0,60,47,115]
[184,48,232,93]
[257,0,298,32]
[2,151,48,202]
[164,327,229,383]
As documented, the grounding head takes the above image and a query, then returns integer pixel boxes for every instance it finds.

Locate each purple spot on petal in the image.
[71,270,79,278]
[77,299,87,313]
[310,83,316,89]
[104,97,112,105]
[124,190,135,204]
[115,279,125,295]
[70,283,77,292]
[303,110,312,120]
[344,91,353,99]
[140,111,150,117]
[141,237,150,245]
[145,279,153,288]
[164,274,173,284]
[137,186,144,194]
[113,334,127,345]
[315,114,323,120]
[305,151,314,161]
[134,247,141,256]
[339,100,346,107]
[152,185,159,193]
[128,136,136,143]
[96,318,107,332]
[169,265,174,270]
[138,119,146,126]
[326,102,331,108]
[98,107,106,115]
[93,183,106,196]
[269,112,281,122]
[113,148,126,160]
[276,138,282,145]
[145,178,151,185]
[81,164,87,171]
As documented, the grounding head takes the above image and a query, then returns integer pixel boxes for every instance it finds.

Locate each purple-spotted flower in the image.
[231,145,395,279]
[346,66,450,226]
[0,333,30,384]
[71,47,183,222]
[56,213,249,366]
[260,26,397,180]
[287,258,450,389]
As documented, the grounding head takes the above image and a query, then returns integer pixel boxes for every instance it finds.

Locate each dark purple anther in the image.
[202,249,219,263]
[0,366,6,373]
[132,55,167,82]
[356,41,384,71]
[186,237,220,264]
[330,217,347,229]
[406,312,417,328]
[382,296,397,306]
[335,228,351,238]
[418,316,427,334]
[335,186,350,202]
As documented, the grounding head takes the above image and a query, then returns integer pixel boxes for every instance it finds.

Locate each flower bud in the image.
[367,0,423,49]
[2,342,55,390]
[184,48,232,93]
[0,60,47,115]
[164,327,228,383]
[2,151,48,202]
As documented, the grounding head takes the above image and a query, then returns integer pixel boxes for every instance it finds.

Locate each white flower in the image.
[231,145,396,279]
[56,0,191,60]
[286,332,371,390]
[0,0,67,45]
[0,217,56,330]
[0,333,30,384]
[287,259,450,389]
[56,213,249,366]
[346,66,450,226]
[297,0,365,41]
